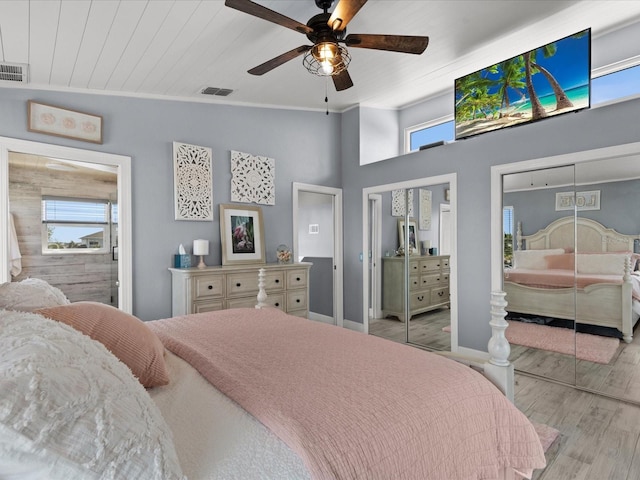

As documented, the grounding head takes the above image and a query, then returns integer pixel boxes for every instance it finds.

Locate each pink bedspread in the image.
[149,308,545,479]
[505,268,640,300]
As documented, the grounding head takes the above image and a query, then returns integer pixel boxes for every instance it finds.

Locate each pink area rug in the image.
[532,422,560,452]
[443,321,620,364]
[515,422,559,479]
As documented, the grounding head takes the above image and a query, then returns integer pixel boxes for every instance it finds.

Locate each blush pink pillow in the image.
[36,302,169,388]
[545,254,575,270]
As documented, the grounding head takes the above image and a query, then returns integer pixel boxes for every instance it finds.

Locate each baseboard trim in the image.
[456,346,490,359]
[343,318,365,333]
[308,312,335,325]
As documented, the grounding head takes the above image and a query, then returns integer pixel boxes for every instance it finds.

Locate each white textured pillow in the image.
[0,278,70,312]
[0,310,184,480]
[577,253,629,275]
[513,248,565,270]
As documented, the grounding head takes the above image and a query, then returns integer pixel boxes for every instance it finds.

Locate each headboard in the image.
[516,216,639,252]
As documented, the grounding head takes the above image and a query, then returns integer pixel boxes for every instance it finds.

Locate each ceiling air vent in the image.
[201,87,233,97]
[0,62,29,83]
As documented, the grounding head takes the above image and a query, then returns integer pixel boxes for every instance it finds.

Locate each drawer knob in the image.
[438,291,444,297]
[296,299,300,303]
[275,279,280,283]
[236,282,241,287]
[296,277,300,281]
[437,278,440,282]
[417,295,424,301]
[208,285,213,290]
[275,302,280,307]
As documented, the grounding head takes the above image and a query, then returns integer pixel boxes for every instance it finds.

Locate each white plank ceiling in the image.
[0,0,639,112]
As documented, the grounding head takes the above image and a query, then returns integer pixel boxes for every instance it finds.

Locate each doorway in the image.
[0,137,132,312]
[292,183,343,327]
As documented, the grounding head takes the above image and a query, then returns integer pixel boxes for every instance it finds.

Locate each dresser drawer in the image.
[431,287,449,304]
[409,291,430,310]
[226,293,285,310]
[227,271,284,296]
[410,275,420,289]
[286,291,308,311]
[194,275,224,299]
[420,258,444,272]
[286,269,308,289]
[193,300,224,313]
[420,273,442,287]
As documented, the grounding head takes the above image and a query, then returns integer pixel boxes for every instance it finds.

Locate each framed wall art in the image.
[397,218,418,252]
[219,204,266,265]
[555,190,601,211]
[27,100,103,144]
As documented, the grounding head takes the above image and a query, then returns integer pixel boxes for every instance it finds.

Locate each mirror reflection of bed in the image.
[368,183,452,352]
[502,157,640,403]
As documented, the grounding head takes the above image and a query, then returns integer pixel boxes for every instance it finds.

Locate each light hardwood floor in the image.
[369,312,640,480]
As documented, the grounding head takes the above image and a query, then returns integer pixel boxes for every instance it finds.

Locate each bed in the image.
[0,276,546,479]
[504,216,640,342]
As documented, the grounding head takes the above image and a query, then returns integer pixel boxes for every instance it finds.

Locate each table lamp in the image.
[193,239,209,269]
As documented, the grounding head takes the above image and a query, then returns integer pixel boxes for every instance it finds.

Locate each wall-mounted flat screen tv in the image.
[454,28,590,140]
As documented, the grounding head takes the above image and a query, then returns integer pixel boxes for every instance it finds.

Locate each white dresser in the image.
[169,262,312,318]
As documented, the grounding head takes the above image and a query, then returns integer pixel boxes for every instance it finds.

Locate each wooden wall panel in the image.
[9,161,117,305]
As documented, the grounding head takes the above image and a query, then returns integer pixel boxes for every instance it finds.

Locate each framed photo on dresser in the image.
[219,204,266,265]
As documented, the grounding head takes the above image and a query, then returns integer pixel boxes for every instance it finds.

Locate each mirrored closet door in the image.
[500,154,640,404]
[368,184,452,352]
[574,157,640,403]
[502,165,577,385]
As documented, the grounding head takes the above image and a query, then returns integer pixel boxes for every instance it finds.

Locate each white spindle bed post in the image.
[256,267,268,309]
[516,221,522,251]
[485,291,515,402]
[621,256,634,343]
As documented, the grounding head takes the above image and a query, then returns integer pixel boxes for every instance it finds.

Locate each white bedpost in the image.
[516,221,522,251]
[621,256,633,343]
[485,291,514,402]
[255,267,268,309]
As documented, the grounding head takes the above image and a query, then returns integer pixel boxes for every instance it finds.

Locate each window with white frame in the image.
[404,63,640,154]
[592,63,640,104]
[405,118,455,153]
[503,206,514,267]
[41,196,113,254]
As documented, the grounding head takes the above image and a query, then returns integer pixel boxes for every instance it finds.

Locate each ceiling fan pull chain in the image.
[325,77,329,115]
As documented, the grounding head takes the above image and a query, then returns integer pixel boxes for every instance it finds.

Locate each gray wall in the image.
[0,88,341,320]
[341,96,640,351]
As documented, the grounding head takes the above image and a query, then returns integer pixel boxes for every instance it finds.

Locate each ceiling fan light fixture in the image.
[303,43,350,77]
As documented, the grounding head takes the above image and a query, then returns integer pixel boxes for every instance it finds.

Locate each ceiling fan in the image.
[225,0,429,91]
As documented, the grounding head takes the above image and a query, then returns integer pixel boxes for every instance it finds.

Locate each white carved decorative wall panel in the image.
[392,189,413,217]
[173,142,213,221]
[419,189,432,230]
[230,150,275,205]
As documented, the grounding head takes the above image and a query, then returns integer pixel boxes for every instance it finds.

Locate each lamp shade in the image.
[193,239,209,256]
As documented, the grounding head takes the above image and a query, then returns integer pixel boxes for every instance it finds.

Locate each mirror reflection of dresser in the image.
[381,255,450,321]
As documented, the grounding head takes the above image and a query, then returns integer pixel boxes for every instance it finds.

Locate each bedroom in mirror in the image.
[501,155,640,403]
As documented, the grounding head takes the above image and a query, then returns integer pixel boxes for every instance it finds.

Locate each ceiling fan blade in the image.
[328,0,367,32]
[248,45,312,76]
[332,69,354,91]
[225,0,312,35]
[345,34,429,54]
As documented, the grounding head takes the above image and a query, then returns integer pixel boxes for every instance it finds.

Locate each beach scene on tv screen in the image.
[455,30,590,139]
